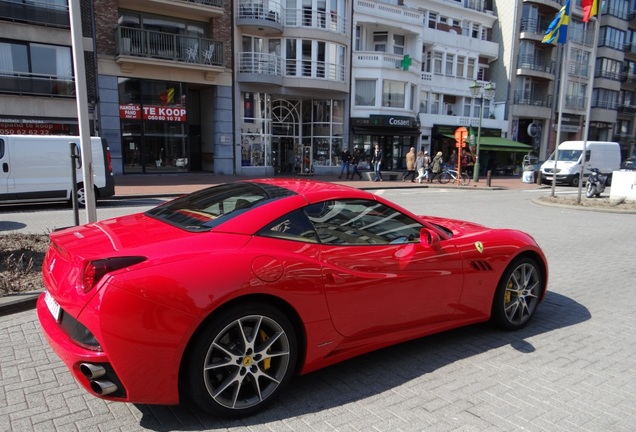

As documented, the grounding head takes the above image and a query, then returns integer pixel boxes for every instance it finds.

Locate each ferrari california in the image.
[37,179,548,418]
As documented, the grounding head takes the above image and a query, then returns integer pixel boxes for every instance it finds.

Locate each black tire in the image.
[586,183,596,199]
[491,257,543,330]
[439,172,451,184]
[569,174,580,187]
[185,303,297,418]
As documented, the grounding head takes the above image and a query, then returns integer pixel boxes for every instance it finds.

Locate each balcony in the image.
[115,27,224,79]
[0,71,74,97]
[354,52,421,74]
[237,0,283,35]
[0,0,69,28]
[238,52,284,85]
[564,96,586,111]
[125,0,224,21]
[519,17,549,41]
[517,55,556,78]
[514,91,552,108]
[617,104,636,114]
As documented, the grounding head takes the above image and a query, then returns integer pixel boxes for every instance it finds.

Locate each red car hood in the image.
[422,215,489,236]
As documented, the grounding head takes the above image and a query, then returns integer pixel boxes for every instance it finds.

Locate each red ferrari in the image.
[38,179,548,417]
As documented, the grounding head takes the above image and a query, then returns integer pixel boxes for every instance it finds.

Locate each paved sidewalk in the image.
[113,172,541,197]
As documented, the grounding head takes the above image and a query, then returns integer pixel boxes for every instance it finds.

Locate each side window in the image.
[304,199,422,245]
[585,150,591,162]
[0,139,4,159]
[258,209,318,243]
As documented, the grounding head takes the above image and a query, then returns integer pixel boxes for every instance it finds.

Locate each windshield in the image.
[145,182,296,231]
[547,149,581,162]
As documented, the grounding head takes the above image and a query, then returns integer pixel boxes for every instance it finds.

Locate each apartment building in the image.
[0,0,86,136]
[494,0,636,161]
[234,0,350,176]
[351,0,530,174]
[93,0,232,175]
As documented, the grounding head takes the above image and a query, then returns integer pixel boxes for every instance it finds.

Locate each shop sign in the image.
[119,104,187,122]
[0,120,71,135]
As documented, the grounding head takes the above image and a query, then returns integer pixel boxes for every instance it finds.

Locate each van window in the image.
[0,139,4,159]
[585,150,590,162]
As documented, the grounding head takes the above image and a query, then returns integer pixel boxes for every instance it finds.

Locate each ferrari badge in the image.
[474,241,484,253]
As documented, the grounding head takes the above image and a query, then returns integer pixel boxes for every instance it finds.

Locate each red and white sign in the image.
[119,104,142,120]
[0,122,72,135]
[119,104,187,122]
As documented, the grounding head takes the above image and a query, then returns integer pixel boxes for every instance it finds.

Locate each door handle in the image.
[325,271,346,284]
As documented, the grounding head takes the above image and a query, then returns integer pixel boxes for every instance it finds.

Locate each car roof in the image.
[248,178,372,203]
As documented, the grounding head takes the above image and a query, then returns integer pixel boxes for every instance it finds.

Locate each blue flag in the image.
[542,0,570,45]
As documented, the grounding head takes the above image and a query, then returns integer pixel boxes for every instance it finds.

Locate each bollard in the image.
[536,170,542,184]
[486,170,492,187]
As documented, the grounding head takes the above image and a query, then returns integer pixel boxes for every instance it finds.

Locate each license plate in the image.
[44,290,62,322]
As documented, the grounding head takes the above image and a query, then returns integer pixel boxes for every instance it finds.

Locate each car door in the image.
[0,138,13,200]
[305,199,464,338]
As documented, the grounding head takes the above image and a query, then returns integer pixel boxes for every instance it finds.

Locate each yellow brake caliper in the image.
[259,330,271,370]
[505,281,513,304]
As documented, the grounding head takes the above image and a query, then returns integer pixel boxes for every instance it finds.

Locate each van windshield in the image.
[547,149,581,162]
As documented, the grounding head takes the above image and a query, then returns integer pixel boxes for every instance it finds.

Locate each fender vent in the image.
[470,260,493,272]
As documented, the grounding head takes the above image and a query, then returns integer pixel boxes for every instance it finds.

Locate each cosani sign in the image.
[351,115,418,129]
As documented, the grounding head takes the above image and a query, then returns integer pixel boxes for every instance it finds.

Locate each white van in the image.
[0,135,114,205]
[540,141,621,187]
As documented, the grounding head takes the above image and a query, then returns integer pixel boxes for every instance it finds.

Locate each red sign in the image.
[454,127,468,148]
[119,104,142,120]
[0,122,72,135]
[119,104,187,122]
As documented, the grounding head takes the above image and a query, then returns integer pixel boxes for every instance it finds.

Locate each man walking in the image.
[402,147,416,182]
[371,143,383,182]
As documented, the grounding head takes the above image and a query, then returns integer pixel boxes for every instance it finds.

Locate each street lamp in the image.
[469,81,496,183]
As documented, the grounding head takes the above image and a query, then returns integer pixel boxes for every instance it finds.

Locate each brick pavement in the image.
[2,184,636,432]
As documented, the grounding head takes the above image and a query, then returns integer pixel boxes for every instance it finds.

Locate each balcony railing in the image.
[0,0,69,28]
[116,27,223,66]
[624,42,636,54]
[564,96,586,110]
[0,71,74,97]
[239,52,283,75]
[617,104,636,113]
[514,91,553,108]
[285,8,347,34]
[237,0,283,24]
[517,55,556,74]
[519,17,548,36]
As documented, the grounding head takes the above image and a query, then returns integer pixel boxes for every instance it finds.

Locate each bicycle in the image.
[438,167,471,186]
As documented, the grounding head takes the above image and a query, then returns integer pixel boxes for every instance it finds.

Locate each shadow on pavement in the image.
[135,290,590,430]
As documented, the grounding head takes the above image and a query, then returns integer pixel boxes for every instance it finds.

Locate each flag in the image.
[160,87,175,105]
[582,0,598,22]
[542,0,570,45]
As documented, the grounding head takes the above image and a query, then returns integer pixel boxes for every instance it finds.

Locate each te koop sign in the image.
[119,104,187,122]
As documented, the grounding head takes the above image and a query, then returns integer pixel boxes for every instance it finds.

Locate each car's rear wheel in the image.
[491,257,543,330]
[185,303,297,418]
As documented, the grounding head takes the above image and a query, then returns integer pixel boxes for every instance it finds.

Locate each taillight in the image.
[106,147,113,173]
[81,256,146,293]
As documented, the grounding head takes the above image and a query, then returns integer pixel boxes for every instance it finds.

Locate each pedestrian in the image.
[429,151,443,182]
[371,143,383,181]
[350,149,363,180]
[415,151,425,183]
[402,147,416,182]
[338,148,351,179]
[422,151,432,181]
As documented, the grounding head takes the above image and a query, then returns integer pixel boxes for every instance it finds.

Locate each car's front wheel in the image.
[491,257,543,330]
[185,303,297,418]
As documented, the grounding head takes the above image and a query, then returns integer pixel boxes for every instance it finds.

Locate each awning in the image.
[477,137,533,152]
[441,134,532,152]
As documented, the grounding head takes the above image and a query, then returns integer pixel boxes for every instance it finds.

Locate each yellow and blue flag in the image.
[542,0,570,45]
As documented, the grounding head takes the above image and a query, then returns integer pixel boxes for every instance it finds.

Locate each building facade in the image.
[0,0,88,136]
[494,0,636,161]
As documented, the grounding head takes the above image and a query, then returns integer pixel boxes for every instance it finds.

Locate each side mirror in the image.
[420,227,440,249]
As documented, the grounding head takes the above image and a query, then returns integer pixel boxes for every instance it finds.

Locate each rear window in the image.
[145,182,296,231]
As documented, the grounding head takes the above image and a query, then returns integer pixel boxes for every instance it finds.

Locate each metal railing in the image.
[116,27,224,66]
[181,0,224,6]
[284,8,348,34]
[513,91,552,108]
[237,0,283,24]
[519,17,548,35]
[0,71,74,97]
[517,55,556,74]
[564,96,586,110]
[0,0,69,28]
[239,52,283,75]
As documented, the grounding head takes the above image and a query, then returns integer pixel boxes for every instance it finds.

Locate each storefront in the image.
[118,79,198,174]
[432,125,532,176]
[350,115,420,170]
[239,93,346,176]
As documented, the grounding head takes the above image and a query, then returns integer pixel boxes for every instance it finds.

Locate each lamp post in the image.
[469,81,496,183]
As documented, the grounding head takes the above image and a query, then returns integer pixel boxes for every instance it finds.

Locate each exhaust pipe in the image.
[79,363,106,380]
[90,380,118,396]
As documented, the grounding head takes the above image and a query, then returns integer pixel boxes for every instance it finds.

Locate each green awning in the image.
[441,134,532,152]
[477,137,533,152]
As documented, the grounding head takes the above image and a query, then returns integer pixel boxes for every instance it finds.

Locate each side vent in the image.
[470,260,493,272]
